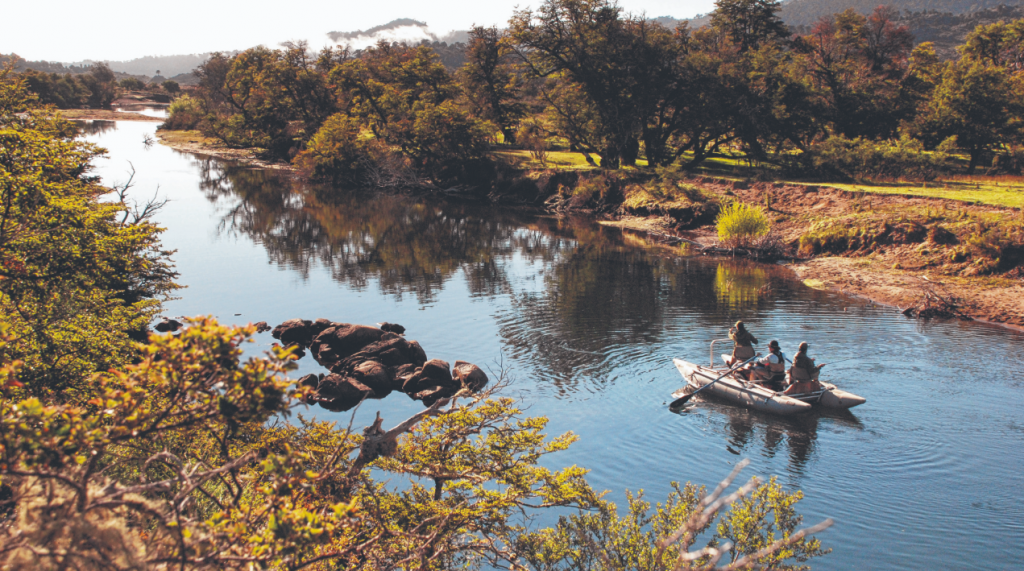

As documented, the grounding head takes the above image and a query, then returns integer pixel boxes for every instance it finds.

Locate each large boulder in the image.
[453,361,488,392]
[401,359,454,395]
[154,318,182,333]
[352,360,393,398]
[316,374,373,412]
[271,319,314,346]
[320,333,429,375]
[311,324,387,369]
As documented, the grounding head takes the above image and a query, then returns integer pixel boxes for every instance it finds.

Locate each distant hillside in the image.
[780,0,1024,26]
[79,54,217,78]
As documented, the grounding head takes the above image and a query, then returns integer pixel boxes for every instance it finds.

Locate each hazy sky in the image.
[4,0,717,62]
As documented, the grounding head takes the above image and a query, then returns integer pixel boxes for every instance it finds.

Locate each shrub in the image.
[292,113,372,185]
[717,202,770,248]
[161,79,180,93]
[963,221,1024,274]
[800,135,949,182]
[161,94,202,130]
[118,77,146,91]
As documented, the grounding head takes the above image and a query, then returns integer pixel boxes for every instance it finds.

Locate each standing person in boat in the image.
[748,340,786,385]
[726,321,758,366]
[784,342,823,395]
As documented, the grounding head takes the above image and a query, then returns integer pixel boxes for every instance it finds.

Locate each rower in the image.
[784,342,823,395]
[748,340,786,386]
[726,320,758,367]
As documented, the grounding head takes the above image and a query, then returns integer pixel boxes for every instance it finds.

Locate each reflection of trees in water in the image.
[76,120,117,136]
[192,157,554,303]
[714,263,769,309]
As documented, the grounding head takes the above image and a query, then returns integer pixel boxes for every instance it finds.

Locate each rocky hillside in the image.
[779,0,1023,25]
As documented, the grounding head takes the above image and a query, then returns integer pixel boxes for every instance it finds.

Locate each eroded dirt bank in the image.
[604,180,1024,330]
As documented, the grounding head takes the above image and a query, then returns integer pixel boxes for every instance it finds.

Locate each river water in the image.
[83,120,1024,570]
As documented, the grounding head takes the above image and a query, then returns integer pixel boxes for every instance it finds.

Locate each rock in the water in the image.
[316,374,372,412]
[352,360,393,398]
[421,359,453,385]
[402,359,455,396]
[453,361,488,392]
[407,340,427,366]
[271,319,314,346]
[297,373,320,388]
[379,322,406,335]
[154,318,182,333]
[254,321,271,333]
[311,324,387,369]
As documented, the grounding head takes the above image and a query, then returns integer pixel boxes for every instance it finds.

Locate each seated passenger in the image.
[749,340,786,383]
[726,320,758,366]
[784,342,823,395]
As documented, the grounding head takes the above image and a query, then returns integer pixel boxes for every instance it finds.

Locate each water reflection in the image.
[76,120,117,136]
[714,263,769,309]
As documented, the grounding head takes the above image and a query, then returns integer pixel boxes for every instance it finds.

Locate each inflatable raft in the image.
[671,357,866,415]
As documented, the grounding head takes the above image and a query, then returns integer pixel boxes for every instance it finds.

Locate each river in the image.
[83,119,1024,570]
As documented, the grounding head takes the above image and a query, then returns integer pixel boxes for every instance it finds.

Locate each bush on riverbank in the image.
[794,135,954,183]
[717,202,771,248]
[162,94,201,130]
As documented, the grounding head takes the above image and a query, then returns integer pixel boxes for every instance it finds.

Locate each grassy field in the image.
[815,177,1024,209]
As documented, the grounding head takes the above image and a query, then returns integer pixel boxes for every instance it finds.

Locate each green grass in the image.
[493,149,649,170]
[812,179,1024,209]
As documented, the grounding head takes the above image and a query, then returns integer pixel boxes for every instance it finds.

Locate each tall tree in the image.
[459,26,528,144]
[510,0,677,168]
[710,0,790,53]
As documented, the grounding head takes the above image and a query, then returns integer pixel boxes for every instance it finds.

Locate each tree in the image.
[459,26,528,144]
[78,62,118,107]
[510,0,678,168]
[792,7,915,140]
[0,67,178,397]
[119,76,146,91]
[710,0,790,53]
[162,79,180,93]
[331,43,491,183]
[914,60,1022,173]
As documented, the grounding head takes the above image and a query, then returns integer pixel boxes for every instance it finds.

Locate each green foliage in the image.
[292,113,372,184]
[460,26,528,144]
[0,67,178,398]
[518,477,828,571]
[118,77,146,91]
[161,79,180,93]
[716,201,770,246]
[333,43,492,183]
[802,135,949,182]
[162,93,202,130]
[19,69,91,109]
[0,319,601,570]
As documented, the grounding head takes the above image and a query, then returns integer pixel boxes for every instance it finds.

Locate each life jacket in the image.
[768,351,786,373]
[733,345,755,361]
[789,353,815,381]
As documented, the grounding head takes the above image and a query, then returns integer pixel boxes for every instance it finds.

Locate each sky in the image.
[3,0,717,62]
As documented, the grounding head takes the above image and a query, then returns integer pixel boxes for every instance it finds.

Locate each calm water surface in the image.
[85,121,1024,570]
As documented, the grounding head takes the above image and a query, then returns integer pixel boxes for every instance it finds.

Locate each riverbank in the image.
[63,109,163,122]
[156,129,298,171]
[605,179,1024,329]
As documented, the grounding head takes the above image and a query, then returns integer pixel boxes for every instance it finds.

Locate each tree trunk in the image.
[621,136,639,167]
[967,147,981,175]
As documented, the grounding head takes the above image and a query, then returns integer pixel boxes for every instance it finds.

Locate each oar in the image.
[670,355,760,408]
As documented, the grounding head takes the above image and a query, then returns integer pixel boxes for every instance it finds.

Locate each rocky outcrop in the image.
[271,318,488,411]
[453,361,488,392]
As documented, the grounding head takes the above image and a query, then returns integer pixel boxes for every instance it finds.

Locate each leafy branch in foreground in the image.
[518,459,832,571]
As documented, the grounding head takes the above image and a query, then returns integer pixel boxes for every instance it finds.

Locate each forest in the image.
[149,0,1024,190]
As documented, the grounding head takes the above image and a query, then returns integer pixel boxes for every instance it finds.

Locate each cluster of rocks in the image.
[271,319,488,412]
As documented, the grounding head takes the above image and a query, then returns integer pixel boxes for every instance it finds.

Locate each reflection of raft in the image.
[672,357,866,415]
